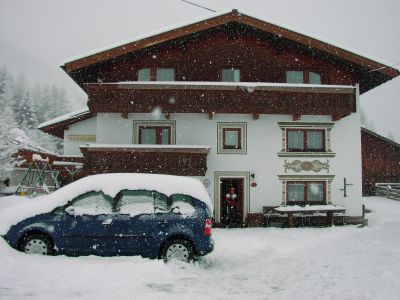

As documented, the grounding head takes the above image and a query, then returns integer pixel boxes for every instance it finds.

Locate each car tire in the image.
[161,238,194,263]
[19,233,54,255]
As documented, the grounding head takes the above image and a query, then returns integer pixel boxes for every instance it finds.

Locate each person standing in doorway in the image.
[225,186,238,227]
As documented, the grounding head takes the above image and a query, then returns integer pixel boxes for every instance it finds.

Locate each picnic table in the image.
[273,205,346,227]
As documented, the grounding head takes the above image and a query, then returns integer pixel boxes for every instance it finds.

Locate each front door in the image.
[220,178,244,226]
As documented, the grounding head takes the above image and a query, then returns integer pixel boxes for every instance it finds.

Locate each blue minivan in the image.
[2,174,214,262]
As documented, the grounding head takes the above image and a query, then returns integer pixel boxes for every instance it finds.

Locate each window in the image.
[133,121,175,145]
[286,71,321,84]
[287,181,325,205]
[156,68,175,81]
[287,129,325,152]
[222,68,240,82]
[138,68,151,81]
[309,72,321,84]
[70,191,113,215]
[286,71,304,84]
[278,122,334,157]
[218,123,247,154]
[223,128,241,149]
[115,190,169,216]
[139,126,171,145]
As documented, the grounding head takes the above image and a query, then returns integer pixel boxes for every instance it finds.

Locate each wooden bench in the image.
[273,205,346,227]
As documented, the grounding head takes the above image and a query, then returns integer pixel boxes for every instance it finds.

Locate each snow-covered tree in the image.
[19,89,38,129]
[0,68,19,177]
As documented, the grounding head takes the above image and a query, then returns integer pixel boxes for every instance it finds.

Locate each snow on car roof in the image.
[0,173,213,235]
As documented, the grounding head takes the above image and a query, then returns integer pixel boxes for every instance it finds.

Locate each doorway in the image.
[220,178,244,226]
[214,171,249,225]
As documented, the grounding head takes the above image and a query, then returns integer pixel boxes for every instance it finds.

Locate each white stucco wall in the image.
[63,98,363,218]
[63,117,97,155]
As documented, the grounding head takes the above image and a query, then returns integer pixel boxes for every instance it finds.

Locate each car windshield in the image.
[116,190,169,216]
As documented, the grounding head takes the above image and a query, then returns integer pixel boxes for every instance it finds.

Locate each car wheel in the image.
[19,234,54,255]
[161,238,194,262]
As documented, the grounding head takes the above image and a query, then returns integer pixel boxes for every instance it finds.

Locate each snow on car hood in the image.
[0,173,213,235]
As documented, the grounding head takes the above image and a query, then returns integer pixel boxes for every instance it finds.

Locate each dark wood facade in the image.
[85,83,356,120]
[361,128,400,195]
[80,146,210,177]
[64,10,398,94]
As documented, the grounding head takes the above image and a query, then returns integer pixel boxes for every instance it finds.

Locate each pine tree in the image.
[0,68,19,177]
[19,89,38,129]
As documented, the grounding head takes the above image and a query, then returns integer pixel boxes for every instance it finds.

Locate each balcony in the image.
[79,144,210,177]
[85,81,357,121]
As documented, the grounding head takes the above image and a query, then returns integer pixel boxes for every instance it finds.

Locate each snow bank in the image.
[0,173,212,235]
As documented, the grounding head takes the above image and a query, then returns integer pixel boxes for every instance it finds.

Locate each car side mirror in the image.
[65,206,75,216]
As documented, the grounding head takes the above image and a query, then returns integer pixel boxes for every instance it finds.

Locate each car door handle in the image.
[102,218,113,225]
[158,221,168,226]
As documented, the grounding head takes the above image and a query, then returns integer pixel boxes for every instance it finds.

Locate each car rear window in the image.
[170,194,196,217]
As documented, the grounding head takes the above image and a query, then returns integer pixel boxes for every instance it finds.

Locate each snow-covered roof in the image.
[37,108,90,129]
[63,9,398,77]
[0,173,213,235]
[62,10,232,64]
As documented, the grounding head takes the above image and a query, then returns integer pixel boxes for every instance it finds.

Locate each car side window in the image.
[70,191,113,216]
[116,190,154,216]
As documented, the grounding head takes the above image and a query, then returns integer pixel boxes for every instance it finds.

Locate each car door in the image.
[112,190,168,256]
[59,191,115,255]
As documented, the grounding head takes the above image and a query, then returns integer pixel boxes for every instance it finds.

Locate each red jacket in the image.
[225,193,238,207]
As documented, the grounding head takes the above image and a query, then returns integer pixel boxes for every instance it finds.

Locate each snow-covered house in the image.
[38,10,399,225]
[361,127,400,195]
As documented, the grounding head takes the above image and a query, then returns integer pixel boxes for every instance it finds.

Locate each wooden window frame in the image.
[138,126,171,145]
[133,121,176,145]
[137,67,175,81]
[286,70,322,84]
[221,67,241,82]
[222,127,242,149]
[286,181,326,205]
[217,122,247,154]
[286,128,325,152]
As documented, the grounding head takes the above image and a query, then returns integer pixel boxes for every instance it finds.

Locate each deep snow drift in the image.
[0,196,399,300]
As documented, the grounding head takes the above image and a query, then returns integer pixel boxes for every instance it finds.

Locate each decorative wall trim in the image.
[67,135,96,142]
[284,159,330,173]
[277,174,335,205]
[278,152,336,158]
[278,175,335,181]
[132,120,176,144]
[217,122,247,154]
[278,122,335,155]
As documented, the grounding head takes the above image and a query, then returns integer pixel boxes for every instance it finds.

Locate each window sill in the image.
[277,151,336,158]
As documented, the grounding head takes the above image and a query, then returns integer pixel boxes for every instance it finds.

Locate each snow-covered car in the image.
[0,173,214,262]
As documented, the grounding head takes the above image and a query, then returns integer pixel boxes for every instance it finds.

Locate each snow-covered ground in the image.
[0,196,399,300]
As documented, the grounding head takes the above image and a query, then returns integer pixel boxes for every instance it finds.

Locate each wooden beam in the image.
[292,114,301,121]
[331,114,341,121]
[165,113,170,120]
[253,113,259,120]
[121,112,128,119]
[208,112,214,120]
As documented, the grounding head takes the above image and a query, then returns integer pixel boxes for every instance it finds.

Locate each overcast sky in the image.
[0,0,399,141]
